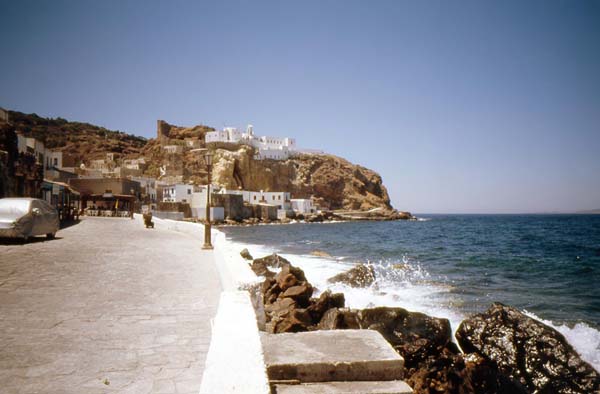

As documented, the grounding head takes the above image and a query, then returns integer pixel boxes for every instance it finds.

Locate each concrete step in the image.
[262,329,404,383]
[275,381,413,393]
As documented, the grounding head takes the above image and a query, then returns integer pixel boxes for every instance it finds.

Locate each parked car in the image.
[0,198,59,240]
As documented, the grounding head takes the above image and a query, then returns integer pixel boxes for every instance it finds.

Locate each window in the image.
[187,189,191,195]
[53,158,58,166]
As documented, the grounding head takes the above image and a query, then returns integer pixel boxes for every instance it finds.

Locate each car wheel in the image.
[46,233,56,239]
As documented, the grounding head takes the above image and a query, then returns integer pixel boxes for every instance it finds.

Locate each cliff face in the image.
[210,145,393,211]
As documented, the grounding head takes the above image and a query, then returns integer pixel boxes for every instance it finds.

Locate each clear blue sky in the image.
[1,0,599,213]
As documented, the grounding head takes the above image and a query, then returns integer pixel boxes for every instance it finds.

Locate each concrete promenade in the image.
[0,216,222,394]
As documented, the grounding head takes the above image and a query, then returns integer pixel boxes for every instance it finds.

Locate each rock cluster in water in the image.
[457,303,600,394]
[248,252,600,394]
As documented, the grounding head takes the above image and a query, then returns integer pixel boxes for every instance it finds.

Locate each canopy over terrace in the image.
[82,193,135,218]
[41,179,81,221]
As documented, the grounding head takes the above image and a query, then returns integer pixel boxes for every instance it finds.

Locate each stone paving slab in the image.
[262,330,404,383]
[275,380,413,394]
[0,216,222,394]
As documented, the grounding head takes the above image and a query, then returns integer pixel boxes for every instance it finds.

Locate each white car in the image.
[0,198,59,240]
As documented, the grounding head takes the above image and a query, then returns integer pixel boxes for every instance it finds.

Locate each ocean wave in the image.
[523,310,600,372]
[219,230,599,372]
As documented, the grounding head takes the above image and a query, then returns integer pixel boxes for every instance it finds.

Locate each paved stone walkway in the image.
[0,217,222,394]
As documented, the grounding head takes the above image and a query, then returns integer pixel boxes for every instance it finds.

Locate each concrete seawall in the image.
[140,216,270,393]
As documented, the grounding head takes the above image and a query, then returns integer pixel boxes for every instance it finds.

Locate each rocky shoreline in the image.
[243,251,600,394]
[212,209,415,227]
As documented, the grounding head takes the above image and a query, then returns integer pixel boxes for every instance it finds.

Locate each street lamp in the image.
[191,148,214,249]
[202,151,213,249]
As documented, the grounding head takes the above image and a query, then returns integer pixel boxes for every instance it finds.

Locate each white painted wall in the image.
[291,198,314,214]
[162,184,195,203]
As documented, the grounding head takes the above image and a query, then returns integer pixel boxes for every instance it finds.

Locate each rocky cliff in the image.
[209,145,394,212]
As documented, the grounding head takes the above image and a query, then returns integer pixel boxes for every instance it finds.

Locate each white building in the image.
[217,188,291,210]
[16,132,45,164]
[131,177,159,203]
[205,127,242,144]
[162,184,195,203]
[206,124,297,160]
[190,186,224,221]
[291,198,315,214]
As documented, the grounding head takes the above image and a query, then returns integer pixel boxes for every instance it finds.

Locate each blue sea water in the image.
[220,214,600,367]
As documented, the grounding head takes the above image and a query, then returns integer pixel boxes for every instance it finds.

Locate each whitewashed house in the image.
[190,186,224,221]
[162,184,195,203]
[131,177,159,203]
[291,198,315,214]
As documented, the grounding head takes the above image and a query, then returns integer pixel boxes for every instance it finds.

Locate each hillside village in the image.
[0,108,411,224]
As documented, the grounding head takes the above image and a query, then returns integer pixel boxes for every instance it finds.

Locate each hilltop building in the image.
[205,125,297,160]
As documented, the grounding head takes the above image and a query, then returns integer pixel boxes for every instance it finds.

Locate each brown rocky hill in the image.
[7,110,147,163]
[209,145,394,211]
[4,112,399,213]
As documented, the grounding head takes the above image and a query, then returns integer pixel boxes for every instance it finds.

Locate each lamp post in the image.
[202,151,213,249]
[190,148,214,250]
[130,188,135,219]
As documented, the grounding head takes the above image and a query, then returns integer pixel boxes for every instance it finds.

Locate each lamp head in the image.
[204,151,213,166]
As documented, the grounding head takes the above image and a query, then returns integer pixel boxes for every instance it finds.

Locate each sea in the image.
[219,214,600,371]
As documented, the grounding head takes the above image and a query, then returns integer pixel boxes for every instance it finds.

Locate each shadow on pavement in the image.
[0,236,64,245]
[60,219,81,230]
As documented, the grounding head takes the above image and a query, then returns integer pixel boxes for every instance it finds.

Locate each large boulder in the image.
[317,307,361,330]
[250,259,276,278]
[251,253,294,279]
[456,303,600,394]
[253,253,291,269]
[407,350,527,394]
[357,307,455,370]
[307,290,345,323]
[327,263,376,288]
[316,305,454,370]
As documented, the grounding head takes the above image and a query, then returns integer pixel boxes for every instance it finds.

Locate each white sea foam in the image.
[219,231,600,372]
[524,310,600,372]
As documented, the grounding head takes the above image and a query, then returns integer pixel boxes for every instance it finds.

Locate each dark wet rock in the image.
[260,261,316,332]
[307,290,345,323]
[357,307,455,370]
[264,297,296,318]
[327,263,376,288]
[407,349,528,394]
[281,284,314,303]
[456,302,600,394]
[240,248,253,260]
[317,308,361,330]
[266,307,313,334]
[253,253,291,269]
[250,259,276,278]
[275,262,307,287]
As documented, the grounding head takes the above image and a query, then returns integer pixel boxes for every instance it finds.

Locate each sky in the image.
[1,1,599,213]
